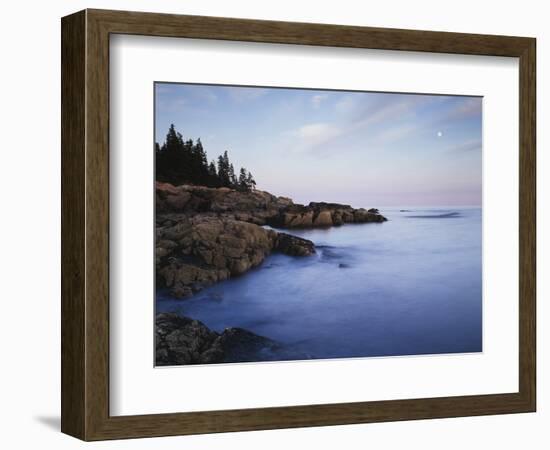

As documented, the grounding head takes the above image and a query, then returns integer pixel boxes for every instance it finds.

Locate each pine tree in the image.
[187,139,194,153]
[164,124,181,152]
[228,163,236,187]
[156,124,186,184]
[208,160,217,176]
[238,167,247,191]
[195,138,208,169]
[156,124,259,190]
[246,171,256,190]
[217,151,230,186]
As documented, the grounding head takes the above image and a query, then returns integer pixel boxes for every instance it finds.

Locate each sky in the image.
[155,83,482,207]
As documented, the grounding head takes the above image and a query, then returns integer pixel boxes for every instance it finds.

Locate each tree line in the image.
[155,124,256,191]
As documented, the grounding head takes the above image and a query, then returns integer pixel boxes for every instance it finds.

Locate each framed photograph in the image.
[61,9,536,440]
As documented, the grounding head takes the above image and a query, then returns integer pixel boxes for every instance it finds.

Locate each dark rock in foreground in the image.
[156,313,307,365]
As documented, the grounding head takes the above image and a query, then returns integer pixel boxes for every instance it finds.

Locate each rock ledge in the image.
[156,182,386,297]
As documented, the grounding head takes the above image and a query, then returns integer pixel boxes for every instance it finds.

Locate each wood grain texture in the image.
[61,10,86,439]
[84,10,111,439]
[88,8,532,56]
[61,8,537,441]
[518,39,536,410]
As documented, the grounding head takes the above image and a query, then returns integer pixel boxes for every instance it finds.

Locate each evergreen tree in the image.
[228,163,237,187]
[207,160,219,187]
[164,124,180,152]
[156,124,188,184]
[217,151,229,186]
[246,171,256,190]
[185,138,194,152]
[195,138,208,169]
[155,124,259,190]
[238,167,248,191]
[208,160,217,176]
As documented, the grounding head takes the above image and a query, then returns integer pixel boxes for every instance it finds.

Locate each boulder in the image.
[156,216,275,297]
[156,215,316,297]
[274,233,315,257]
[332,211,344,226]
[156,313,222,365]
[353,208,387,223]
[209,327,281,364]
[155,313,282,365]
[313,210,333,227]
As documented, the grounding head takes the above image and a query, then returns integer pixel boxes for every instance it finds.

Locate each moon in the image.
[437,131,443,137]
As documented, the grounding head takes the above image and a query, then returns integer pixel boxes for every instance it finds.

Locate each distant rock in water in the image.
[155,313,308,365]
[317,245,345,263]
[274,232,315,257]
[277,202,386,228]
[406,212,461,219]
[155,182,387,298]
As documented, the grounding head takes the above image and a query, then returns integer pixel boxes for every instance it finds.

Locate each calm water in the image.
[157,207,482,360]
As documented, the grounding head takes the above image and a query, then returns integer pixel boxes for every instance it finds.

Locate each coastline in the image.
[155,181,387,299]
[155,181,387,365]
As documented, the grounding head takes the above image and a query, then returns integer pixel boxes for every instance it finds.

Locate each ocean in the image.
[157,207,482,361]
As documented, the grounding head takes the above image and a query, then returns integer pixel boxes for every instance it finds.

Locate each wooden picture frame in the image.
[61,9,536,441]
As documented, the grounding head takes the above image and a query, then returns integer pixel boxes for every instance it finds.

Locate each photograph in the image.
[154,83,483,366]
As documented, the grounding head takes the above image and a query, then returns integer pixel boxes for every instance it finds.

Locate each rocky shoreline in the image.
[156,182,387,298]
[156,313,309,365]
